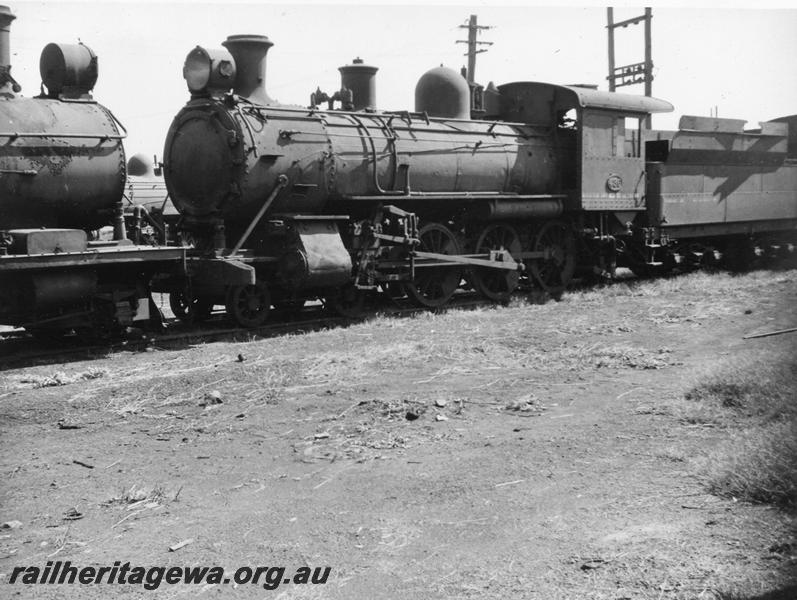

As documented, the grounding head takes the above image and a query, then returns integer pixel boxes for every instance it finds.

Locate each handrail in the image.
[0,132,124,140]
[349,114,407,196]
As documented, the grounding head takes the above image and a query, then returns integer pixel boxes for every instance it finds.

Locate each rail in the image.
[0,168,37,176]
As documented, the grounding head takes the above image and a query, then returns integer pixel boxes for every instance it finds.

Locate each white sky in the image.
[6,1,797,157]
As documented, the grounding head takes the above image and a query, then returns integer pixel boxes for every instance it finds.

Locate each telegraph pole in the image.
[607,7,653,126]
[457,15,492,83]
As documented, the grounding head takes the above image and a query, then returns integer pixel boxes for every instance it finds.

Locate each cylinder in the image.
[221,34,273,105]
[31,271,97,309]
[339,57,378,111]
[39,43,98,96]
[277,221,353,291]
[415,66,470,120]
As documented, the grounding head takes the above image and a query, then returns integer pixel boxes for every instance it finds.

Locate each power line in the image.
[606,7,653,127]
[456,14,492,84]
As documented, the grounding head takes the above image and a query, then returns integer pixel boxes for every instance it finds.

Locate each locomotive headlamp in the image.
[183,46,236,96]
[39,42,97,98]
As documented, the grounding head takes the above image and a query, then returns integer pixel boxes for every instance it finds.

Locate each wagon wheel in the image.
[76,298,125,340]
[169,286,213,324]
[327,284,367,319]
[471,224,521,303]
[405,223,463,308]
[699,247,721,272]
[528,221,576,296]
[225,283,270,328]
[380,282,407,302]
[722,236,756,272]
[271,297,306,316]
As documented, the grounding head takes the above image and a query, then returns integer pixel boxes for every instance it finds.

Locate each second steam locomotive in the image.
[160,33,796,327]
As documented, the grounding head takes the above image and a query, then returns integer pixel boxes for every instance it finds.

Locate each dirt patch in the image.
[1,270,796,599]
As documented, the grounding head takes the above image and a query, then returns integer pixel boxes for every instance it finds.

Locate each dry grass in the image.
[43,271,793,421]
[9,368,106,389]
[3,269,796,600]
[684,353,797,422]
[106,484,167,506]
[714,584,797,600]
[684,340,797,511]
[706,422,797,509]
[563,270,794,302]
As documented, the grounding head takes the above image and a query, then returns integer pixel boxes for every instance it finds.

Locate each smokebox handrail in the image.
[0,132,125,141]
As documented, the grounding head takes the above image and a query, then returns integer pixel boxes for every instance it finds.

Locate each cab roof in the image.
[501,81,674,115]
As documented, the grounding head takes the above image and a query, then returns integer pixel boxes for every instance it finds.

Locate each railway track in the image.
[0,293,494,369]
[5,253,793,369]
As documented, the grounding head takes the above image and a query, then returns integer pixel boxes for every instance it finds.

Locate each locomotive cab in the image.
[498,82,673,220]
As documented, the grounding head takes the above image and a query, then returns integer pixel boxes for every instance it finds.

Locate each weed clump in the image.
[685,343,797,511]
[707,422,797,510]
[685,355,796,420]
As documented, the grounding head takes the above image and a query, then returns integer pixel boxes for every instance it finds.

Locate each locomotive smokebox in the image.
[222,34,273,105]
[0,29,125,231]
[338,57,378,111]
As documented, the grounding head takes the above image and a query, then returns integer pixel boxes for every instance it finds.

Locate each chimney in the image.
[222,34,273,105]
[0,5,18,94]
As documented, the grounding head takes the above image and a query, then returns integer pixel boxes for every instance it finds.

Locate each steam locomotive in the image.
[0,6,184,336]
[159,34,797,327]
[1,7,795,336]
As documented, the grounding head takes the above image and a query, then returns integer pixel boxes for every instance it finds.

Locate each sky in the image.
[6,1,797,158]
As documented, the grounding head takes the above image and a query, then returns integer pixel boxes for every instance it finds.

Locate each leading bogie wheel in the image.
[271,297,306,316]
[528,221,576,296]
[404,222,463,308]
[169,286,213,324]
[327,284,367,319]
[471,223,521,303]
[380,282,407,302]
[225,282,270,328]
